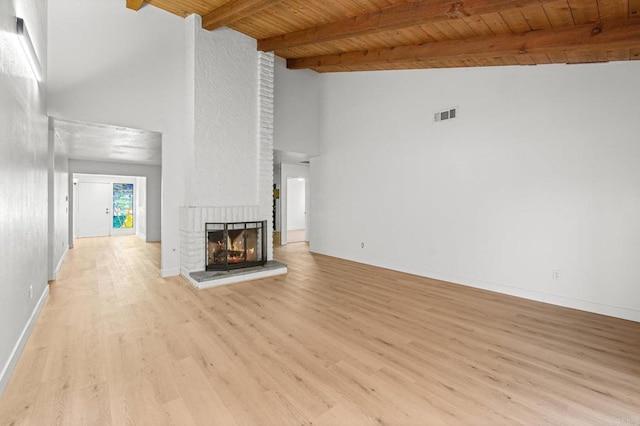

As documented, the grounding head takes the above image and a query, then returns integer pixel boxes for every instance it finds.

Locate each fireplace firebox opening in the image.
[206,221,267,271]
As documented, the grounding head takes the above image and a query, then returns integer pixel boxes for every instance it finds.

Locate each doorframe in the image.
[286,176,307,243]
[280,163,310,245]
[73,173,138,240]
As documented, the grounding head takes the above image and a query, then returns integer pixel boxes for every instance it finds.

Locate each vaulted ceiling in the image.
[127,0,640,72]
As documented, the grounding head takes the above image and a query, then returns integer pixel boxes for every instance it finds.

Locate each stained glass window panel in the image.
[113,183,134,229]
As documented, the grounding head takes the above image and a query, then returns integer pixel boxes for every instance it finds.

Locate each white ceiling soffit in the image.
[52,118,162,166]
[274,149,311,165]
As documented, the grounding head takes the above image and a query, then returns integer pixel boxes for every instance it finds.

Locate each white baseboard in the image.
[161,267,181,278]
[136,231,146,242]
[0,284,49,397]
[420,270,640,323]
[53,246,68,280]
[311,248,640,323]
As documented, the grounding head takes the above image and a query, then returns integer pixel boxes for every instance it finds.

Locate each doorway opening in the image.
[286,177,306,243]
[74,174,146,239]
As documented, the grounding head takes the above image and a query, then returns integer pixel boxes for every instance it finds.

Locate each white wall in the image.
[274,56,321,156]
[185,17,259,207]
[48,125,69,280]
[310,62,640,322]
[69,160,161,243]
[47,0,185,276]
[0,0,49,396]
[280,163,310,245]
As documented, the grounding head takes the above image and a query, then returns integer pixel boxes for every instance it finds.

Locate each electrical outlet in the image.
[552,270,561,280]
[29,285,33,298]
[361,242,365,248]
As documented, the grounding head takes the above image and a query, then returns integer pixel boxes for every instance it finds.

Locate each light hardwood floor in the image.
[1,236,639,425]
[286,229,306,244]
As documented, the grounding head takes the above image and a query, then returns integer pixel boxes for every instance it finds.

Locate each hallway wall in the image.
[47,125,69,280]
[0,0,49,396]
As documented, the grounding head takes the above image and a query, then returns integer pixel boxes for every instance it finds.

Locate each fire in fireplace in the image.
[206,221,267,271]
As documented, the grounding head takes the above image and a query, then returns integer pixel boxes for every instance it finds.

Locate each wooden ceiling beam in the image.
[126,0,145,11]
[259,0,559,52]
[202,0,284,31]
[287,20,640,70]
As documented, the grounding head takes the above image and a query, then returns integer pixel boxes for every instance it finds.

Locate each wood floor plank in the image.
[1,236,639,425]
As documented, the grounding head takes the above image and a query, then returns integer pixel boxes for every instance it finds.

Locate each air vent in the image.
[434,107,457,123]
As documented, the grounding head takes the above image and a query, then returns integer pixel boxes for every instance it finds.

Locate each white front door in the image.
[77,182,111,237]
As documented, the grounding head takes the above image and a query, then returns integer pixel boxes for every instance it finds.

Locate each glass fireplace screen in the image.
[205,221,267,271]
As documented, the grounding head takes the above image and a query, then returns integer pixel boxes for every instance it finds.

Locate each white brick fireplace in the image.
[179,20,281,287]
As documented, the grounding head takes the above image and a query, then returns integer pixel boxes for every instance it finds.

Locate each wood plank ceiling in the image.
[128,0,640,72]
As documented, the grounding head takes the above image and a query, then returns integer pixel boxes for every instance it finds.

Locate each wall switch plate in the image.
[29,285,33,298]
[552,270,561,280]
